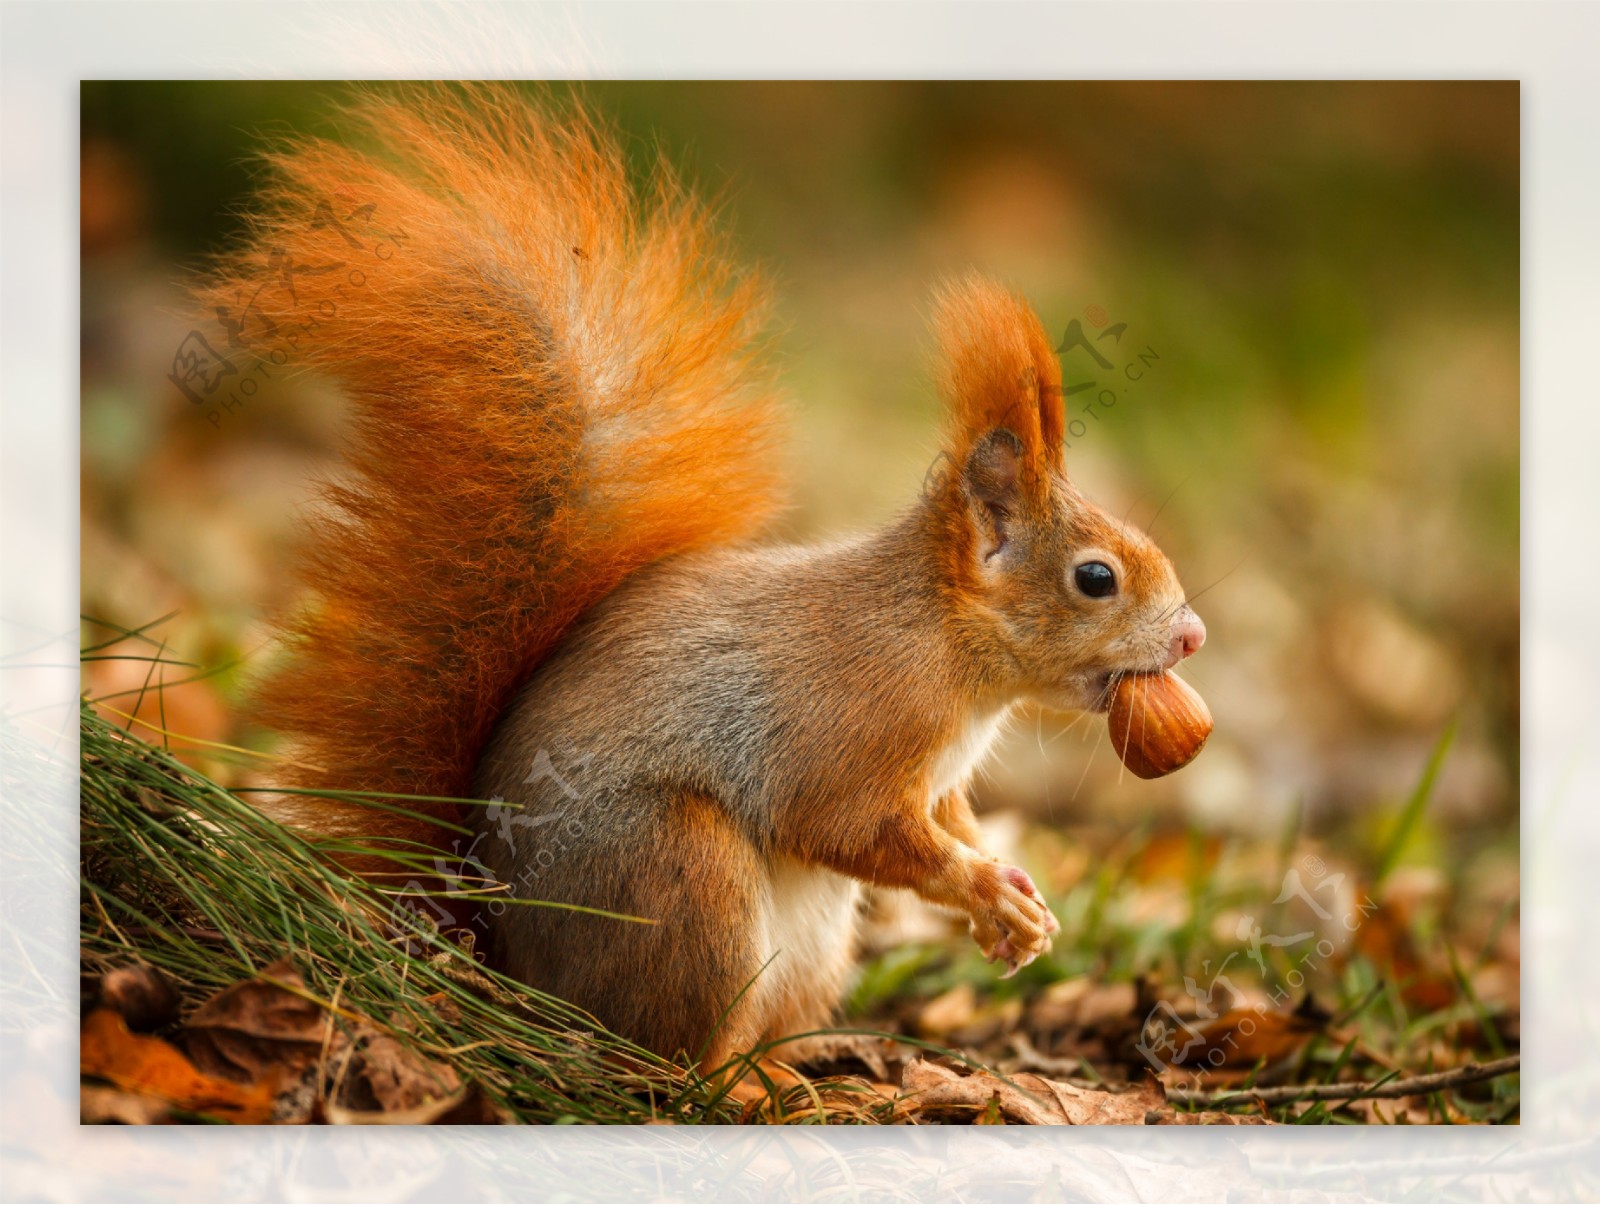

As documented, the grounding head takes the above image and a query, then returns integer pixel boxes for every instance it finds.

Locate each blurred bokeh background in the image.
[80,82,1519,1092]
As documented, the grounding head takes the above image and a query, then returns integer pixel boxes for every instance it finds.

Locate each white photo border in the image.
[6,2,1595,1200]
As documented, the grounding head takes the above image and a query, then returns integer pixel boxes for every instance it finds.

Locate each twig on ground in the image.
[1167,1054,1519,1108]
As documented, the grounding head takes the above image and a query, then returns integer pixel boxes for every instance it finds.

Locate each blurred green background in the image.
[80,80,1518,925]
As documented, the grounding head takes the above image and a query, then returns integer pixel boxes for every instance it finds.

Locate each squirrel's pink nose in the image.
[1165,606,1206,668]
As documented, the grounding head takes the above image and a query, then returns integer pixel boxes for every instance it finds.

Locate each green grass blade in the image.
[1375,716,1458,883]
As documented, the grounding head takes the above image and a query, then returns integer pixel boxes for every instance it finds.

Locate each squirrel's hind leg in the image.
[490,789,776,1072]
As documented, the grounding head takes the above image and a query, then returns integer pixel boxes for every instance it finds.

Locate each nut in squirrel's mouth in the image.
[1089,668,1164,712]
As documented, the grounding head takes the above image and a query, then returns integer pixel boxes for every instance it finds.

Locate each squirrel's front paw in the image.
[967,863,1059,978]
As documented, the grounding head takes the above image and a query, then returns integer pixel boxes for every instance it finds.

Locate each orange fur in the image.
[195,85,786,862]
[933,275,1065,488]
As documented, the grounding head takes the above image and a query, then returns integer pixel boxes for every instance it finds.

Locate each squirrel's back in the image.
[200,85,787,860]
[473,523,960,838]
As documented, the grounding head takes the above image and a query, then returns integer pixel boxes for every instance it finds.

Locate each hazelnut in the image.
[1108,671,1212,779]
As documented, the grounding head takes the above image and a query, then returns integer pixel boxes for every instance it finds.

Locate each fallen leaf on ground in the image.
[899,1058,1165,1125]
[180,958,330,1086]
[1028,978,1139,1033]
[916,983,977,1037]
[81,1008,277,1123]
[85,956,494,1125]
[1169,1001,1329,1070]
[331,1027,463,1115]
[789,1033,900,1083]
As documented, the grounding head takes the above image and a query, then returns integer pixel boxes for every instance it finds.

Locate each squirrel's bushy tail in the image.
[198,86,786,862]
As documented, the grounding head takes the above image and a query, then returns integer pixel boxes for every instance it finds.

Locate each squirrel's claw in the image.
[998,946,1042,979]
[969,862,1056,977]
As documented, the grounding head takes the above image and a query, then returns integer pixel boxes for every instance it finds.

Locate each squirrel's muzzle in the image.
[1164,605,1206,668]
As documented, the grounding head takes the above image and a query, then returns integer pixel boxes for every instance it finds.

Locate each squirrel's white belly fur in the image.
[758,858,859,1027]
[753,705,1011,1035]
[928,704,1012,810]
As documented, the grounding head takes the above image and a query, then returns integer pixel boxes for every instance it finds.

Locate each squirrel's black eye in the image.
[1074,561,1118,598]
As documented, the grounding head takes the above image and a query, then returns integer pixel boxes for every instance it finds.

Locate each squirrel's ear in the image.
[934,276,1065,485]
[963,428,1024,561]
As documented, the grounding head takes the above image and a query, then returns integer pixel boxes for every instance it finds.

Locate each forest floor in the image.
[72,631,1519,1128]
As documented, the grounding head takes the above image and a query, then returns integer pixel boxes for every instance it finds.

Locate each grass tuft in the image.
[80,698,753,1124]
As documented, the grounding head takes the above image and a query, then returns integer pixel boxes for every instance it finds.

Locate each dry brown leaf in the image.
[81,1008,277,1123]
[916,983,977,1037]
[175,958,472,1124]
[1172,1004,1327,1070]
[1028,978,1138,1033]
[1025,1071,1166,1125]
[788,1033,899,1083]
[1350,884,1463,1014]
[916,983,1026,1047]
[180,958,330,1085]
[899,1058,1165,1125]
[334,1027,462,1115]
[901,1058,1058,1124]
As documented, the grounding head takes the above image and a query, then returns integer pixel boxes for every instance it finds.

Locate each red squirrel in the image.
[201,86,1206,1081]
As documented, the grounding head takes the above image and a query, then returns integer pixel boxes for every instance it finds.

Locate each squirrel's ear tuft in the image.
[933,276,1064,484]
